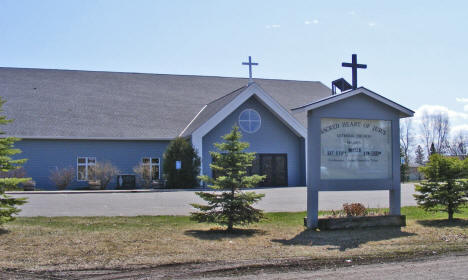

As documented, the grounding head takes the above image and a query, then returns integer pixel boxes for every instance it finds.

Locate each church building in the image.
[1,64,332,189]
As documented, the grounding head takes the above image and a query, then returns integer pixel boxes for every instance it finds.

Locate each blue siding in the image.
[202,96,305,186]
[14,139,170,190]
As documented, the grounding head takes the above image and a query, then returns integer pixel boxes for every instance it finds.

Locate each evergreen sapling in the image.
[191,126,266,231]
[0,98,28,226]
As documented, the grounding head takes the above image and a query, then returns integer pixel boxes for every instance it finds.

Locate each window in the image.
[239,109,261,133]
[77,157,96,181]
[142,157,160,180]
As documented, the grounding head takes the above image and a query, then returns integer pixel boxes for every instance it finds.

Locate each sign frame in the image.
[306,92,404,228]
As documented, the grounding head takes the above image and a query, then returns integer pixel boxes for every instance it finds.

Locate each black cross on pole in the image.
[342,54,367,90]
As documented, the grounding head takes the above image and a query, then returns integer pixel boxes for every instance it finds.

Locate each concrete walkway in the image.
[11,183,417,217]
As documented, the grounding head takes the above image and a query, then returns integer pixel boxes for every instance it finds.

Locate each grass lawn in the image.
[1,206,467,272]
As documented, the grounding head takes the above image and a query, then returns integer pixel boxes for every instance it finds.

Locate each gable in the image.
[293,87,414,118]
[207,96,303,141]
[190,83,307,141]
[309,93,406,120]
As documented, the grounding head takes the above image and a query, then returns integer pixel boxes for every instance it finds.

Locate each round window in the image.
[238,109,261,133]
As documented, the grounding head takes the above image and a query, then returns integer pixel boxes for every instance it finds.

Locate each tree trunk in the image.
[448,207,454,221]
[227,185,235,232]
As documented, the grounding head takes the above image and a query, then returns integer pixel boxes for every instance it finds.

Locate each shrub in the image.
[88,161,119,190]
[163,137,201,188]
[343,203,367,217]
[50,167,74,190]
[133,163,152,188]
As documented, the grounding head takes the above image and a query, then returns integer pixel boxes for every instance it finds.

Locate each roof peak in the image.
[0,66,324,84]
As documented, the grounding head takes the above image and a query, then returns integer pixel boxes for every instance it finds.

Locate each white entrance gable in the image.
[189,82,307,177]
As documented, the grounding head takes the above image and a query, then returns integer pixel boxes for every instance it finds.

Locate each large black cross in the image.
[342,54,367,90]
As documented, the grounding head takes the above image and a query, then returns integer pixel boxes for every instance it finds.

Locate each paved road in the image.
[199,254,468,280]
[11,183,417,217]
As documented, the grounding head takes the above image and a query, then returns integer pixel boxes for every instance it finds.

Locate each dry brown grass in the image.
[0,209,467,272]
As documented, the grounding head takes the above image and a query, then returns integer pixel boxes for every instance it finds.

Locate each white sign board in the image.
[320,118,392,180]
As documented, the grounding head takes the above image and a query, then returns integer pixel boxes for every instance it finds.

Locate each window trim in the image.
[76,156,97,181]
[238,108,261,133]
[141,157,161,180]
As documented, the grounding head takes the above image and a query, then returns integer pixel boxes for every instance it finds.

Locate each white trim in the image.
[292,87,414,117]
[238,108,261,134]
[179,105,207,137]
[191,82,307,176]
[76,156,96,181]
[6,136,174,141]
[305,135,308,186]
[141,157,161,180]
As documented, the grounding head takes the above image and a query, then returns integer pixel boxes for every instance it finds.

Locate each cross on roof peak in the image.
[242,56,259,85]
[342,54,367,90]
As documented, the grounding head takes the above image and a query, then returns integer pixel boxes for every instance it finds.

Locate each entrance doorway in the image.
[251,154,288,187]
[212,153,288,187]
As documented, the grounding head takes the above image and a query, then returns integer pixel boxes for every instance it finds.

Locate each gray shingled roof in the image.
[180,85,247,137]
[0,67,331,139]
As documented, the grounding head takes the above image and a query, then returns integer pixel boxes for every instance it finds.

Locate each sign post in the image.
[302,88,414,228]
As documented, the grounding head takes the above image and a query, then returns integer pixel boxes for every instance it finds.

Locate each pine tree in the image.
[163,137,201,188]
[414,154,468,221]
[415,145,425,165]
[191,126,266,231]
[0,98,28,226]
[430,142,437,155]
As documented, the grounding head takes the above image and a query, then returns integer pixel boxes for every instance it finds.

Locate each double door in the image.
[250,154,288,187]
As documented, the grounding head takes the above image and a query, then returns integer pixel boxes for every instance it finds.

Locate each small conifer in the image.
[0,98,28,226]
[191,126,266,231]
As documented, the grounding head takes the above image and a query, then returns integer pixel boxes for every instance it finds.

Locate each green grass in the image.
[2,206,468,272]
[401,206,468,220]
[12,206,468,232]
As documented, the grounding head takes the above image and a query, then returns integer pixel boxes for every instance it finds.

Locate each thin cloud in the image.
[304,19,319,25]
[368,22,376,28]
[411,104,468,143]
[414,104,468,121]
[265,24,280,29]
[348,10,356,16]
[465,104,468,112]
[452,124,468,136]
[456,97,468,103]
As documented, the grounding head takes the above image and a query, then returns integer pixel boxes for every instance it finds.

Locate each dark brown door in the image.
[215,153,288,187]
[257,154,288,187]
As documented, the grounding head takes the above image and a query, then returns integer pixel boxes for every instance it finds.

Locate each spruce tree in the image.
[430,142,437,155]
[414,154,468,221]
[415,145,425,165]
[163,137,201,188]
[191,126,266,231]
[0,98,28,226]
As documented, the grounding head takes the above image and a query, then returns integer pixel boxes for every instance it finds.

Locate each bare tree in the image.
[400,118,414,162]
[419,111,450,155]
[414,145,425,164]
[448,132,467,159]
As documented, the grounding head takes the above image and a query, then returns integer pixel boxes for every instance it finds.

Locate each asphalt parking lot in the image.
[10,183,418,217]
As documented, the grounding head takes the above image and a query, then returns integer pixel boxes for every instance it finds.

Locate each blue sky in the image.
[1,0,467,135]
